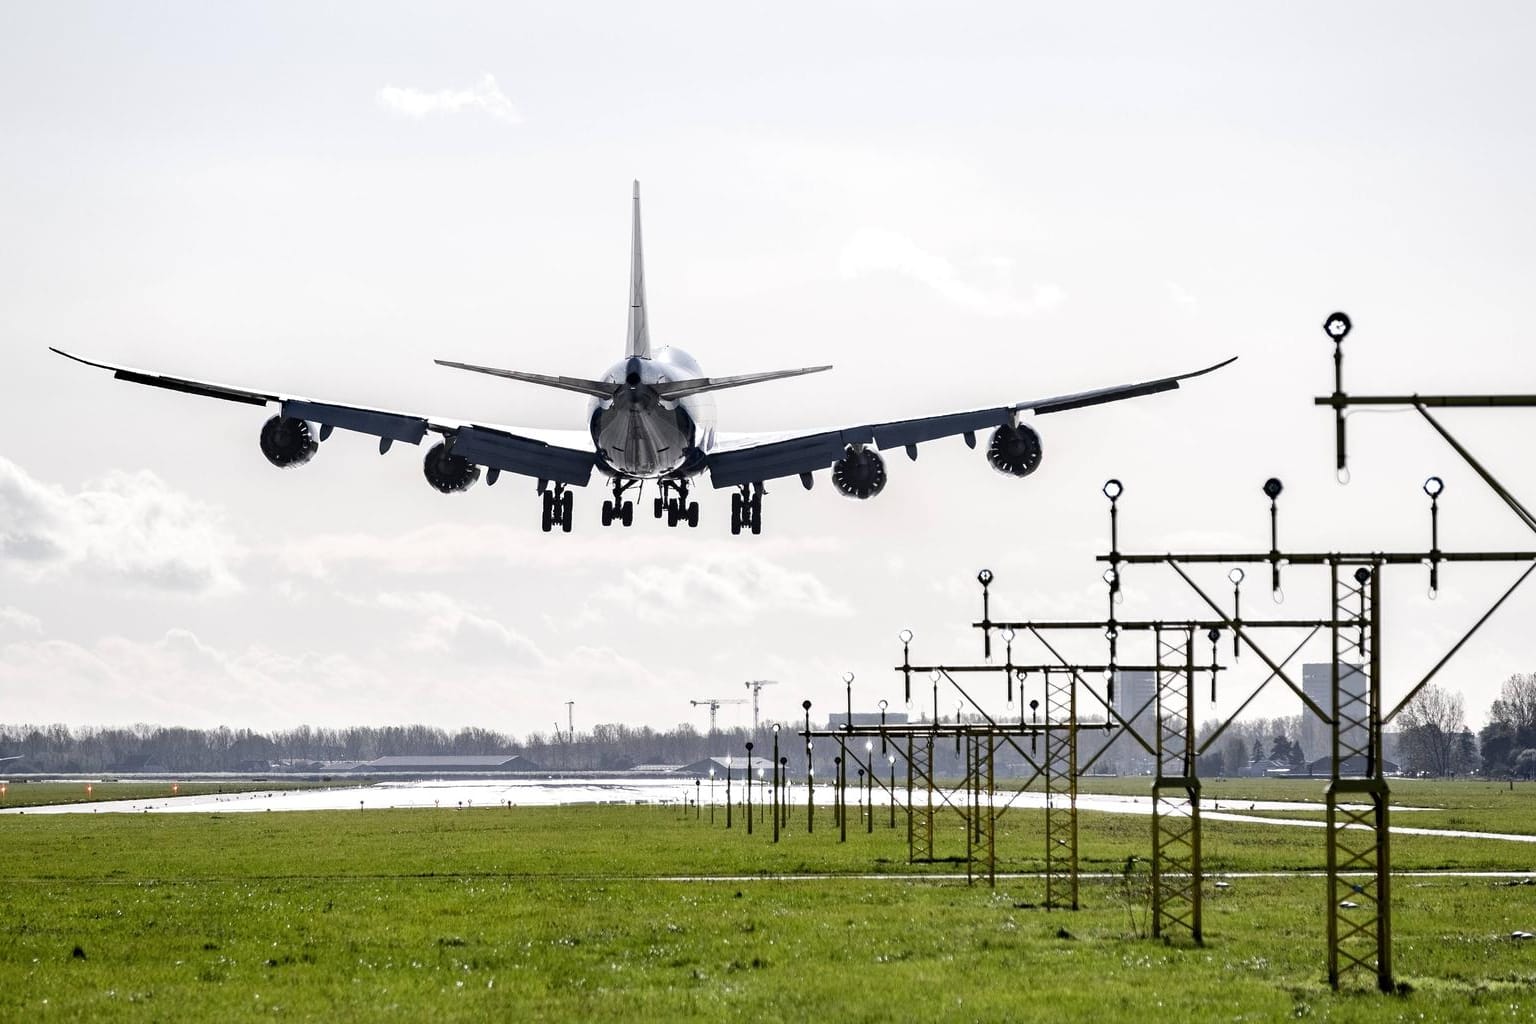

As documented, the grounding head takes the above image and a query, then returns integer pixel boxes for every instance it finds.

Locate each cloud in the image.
[0,606,42,634]
[839,228,1064,317]
[0,456,243,594]
[373,590,546,665]
[376,74,521,124]
[272,524,840,579]
[589,552,852,626]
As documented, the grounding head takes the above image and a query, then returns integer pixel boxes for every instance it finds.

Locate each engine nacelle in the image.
[259,415,318,468]
[986,423,1043,477]
[423,441,481,493]
[830,445,887,499]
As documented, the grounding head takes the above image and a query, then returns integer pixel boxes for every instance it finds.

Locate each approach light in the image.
[1228,567,1246,585]
[1424,476,1445,499]
[1354,567,1373,585]
[977,569,993,586]
[1263,478,1284,501]
[1001,628,1015,644]
[1102,479,1123,501]
[1324,312,1352,340]
[898,629,913,645]
[1207,628,1221,644]
[843,671,855,685]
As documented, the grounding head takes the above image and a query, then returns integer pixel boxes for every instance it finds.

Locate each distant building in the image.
[678,755,775,780]
[1106,670,1158,774]
[106,755,171,773]
[1300,663,1369,767]
[351,754,540,773]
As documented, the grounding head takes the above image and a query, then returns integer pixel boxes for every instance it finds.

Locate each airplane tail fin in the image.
[626,180,651,359]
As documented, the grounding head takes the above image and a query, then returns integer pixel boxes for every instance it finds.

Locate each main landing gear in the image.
[654,480,699,528]
[729,483,764,536]
[600,479,636,528]
[539,482,573,533]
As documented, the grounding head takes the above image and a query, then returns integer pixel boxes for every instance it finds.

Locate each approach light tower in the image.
[690,698,748,736]
[744,680,778,739]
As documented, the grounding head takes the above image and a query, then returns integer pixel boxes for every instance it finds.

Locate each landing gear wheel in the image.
[541,493,554,533]
[601,500,614,527]
[749,492,762,535]
[621,500,634,527]
[653,496,665,519]
[686,501,699,528]
[560,489,574,533]
[730,492,742,535]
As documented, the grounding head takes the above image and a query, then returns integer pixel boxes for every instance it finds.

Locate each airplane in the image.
[51,182,1234,536]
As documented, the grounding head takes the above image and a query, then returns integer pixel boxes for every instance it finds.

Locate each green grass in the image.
[3,786,1536,1020]
[0,780,346,810]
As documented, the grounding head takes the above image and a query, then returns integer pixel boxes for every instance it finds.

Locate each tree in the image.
[1396,684,1467,777]
[1489,673,1536,730]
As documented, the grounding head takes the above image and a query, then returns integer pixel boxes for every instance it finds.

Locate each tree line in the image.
[3,674,1535,777]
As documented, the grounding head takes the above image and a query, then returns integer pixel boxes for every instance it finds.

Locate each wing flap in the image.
[449,425,597,486]
[708,431,850,488]
[282,400,431,445]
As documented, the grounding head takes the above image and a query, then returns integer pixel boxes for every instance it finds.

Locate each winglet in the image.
[626,181,651,359]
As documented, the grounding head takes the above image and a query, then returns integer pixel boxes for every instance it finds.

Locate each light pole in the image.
[836,755,846,843]
[803,700,814,834]
[745,742,754,835]
[695,778,700,820]
[772,724,781,843]
[709,767,716,824]
[888,753,896,828]
[726,754,733,830]
[865,740,874,834]
[778,756,788,832]
[758,767,766,824]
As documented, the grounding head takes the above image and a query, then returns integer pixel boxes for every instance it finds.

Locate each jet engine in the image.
[259,415,318,468]
[830,446,887,499]
[423,441,481,493]
[986,423,1043,477]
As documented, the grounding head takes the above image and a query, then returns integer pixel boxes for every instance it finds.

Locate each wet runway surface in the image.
[9,776,1531,844]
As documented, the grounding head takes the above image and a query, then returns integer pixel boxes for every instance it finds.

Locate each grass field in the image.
[0,780,346,810]
[3,781,1536,1021]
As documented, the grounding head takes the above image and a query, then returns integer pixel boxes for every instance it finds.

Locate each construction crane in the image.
[690,697,748,735]
[744,680,779,738]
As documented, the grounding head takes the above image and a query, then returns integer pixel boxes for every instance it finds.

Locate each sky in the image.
[3,2,1536,741]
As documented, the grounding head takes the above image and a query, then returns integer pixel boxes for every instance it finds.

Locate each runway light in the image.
[1424,476,1445,498]
[898,629,913,645]
[1263,478,1284,501]
[1228,567,1245,585]
[976,570,993,586]
[1323,312,1352,340]
[1102,479,1123,501]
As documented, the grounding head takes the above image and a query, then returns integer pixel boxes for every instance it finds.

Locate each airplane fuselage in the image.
[588,346,717,480]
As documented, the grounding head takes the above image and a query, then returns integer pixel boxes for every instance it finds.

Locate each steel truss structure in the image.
[746,313,1536,993]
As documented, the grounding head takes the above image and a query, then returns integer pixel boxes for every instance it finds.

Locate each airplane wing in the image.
[49,348,598,486]
[706,357,1235,489]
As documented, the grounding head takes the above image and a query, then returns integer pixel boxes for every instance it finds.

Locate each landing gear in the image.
[600,478,636,528]
[540,483,574,533]
[730,483,763,535]
[657,480,699,529]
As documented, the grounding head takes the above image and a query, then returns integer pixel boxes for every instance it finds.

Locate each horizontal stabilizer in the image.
[652,365,832,400]
[434,360,617,399]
